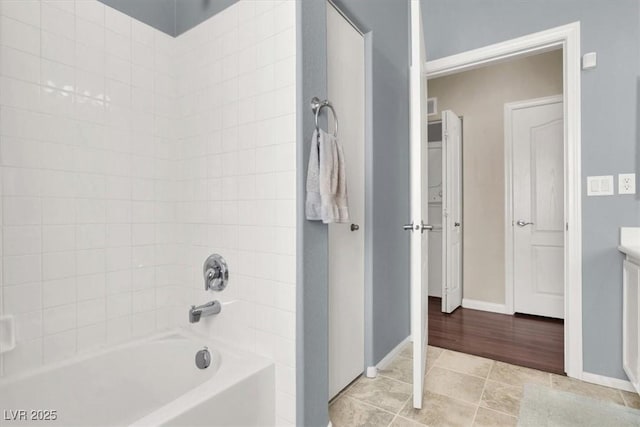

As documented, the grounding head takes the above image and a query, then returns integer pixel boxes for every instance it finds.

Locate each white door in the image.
[427,140,443,298]
[409,0,430,409]
[327,2,366,399]
[442,111,462,313]
[510,97,564,319]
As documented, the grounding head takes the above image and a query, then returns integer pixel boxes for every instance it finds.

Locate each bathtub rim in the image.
[0,328,271,387]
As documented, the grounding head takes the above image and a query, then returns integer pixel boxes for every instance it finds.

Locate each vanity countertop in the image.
[619,245,640,260]
[619,227,640,261]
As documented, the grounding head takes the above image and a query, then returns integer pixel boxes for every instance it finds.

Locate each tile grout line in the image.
[471,361,493,425]
[397,393,413,415]
[478,404,520,420]
[431,363,493,381]
[341,395,399,417]
[331,376,415,424]
[618,389,632,407]
[388,393,421,426]
[38,0,44,370]
[101,0,109,351]
[72,0,79,358]
[337,388,407,416]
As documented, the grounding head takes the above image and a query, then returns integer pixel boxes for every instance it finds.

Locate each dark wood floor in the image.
[428,297,565,375]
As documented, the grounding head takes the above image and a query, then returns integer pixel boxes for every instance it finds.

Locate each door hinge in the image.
[566,222,569,231]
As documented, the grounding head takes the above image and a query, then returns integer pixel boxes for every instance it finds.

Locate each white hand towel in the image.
[306,129,350,223]
[305,129,323,221]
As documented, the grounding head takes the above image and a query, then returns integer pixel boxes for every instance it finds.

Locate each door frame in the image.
[424,22,582,379]
[504,94,564,318]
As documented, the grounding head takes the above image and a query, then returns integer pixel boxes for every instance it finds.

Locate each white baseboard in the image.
[581,371,636,393]
[375,336,411,371]
[462,298,510,314]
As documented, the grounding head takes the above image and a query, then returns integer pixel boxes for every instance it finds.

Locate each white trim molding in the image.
[425,22,579,79]
[581,372,636,393]
[425,21,582,379]
[375,336,411,371]
[462,298,509,315]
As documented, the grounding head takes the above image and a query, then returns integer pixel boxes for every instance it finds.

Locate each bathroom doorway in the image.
[427,50,564,317]
[421,23,583,378]
[425,51,566,374]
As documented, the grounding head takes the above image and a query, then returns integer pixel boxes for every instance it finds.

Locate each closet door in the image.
[442,110,462,313]
[511,97,564,319]
[327,2,366,399]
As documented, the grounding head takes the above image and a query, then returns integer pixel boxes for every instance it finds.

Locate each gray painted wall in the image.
[98,0,240,36]
[423,0,640,380]
[296,1,329,425]
[175,0,239,35]
[98,0,176,35]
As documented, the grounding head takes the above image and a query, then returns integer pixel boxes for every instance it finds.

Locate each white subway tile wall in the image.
[174,2,296,425]
[0,0,297,425]
[0,0,183,374]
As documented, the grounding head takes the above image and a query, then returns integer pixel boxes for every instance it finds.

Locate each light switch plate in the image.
[619,173,636,194]
[587,175,614,196]
[582,52,597,70]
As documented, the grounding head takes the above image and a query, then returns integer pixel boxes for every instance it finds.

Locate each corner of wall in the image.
[296,0,330,426]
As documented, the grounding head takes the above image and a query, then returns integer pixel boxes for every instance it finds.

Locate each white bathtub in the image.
[0,330,275,426]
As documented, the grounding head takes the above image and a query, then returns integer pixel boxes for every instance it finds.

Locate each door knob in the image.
[421,221,433,233]
[516,220,534,227]
[454,222,461,227]
[403,222,414,231]
[350,224,360,231]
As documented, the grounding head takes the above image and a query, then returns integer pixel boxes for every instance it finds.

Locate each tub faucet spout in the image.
[189,300,222,323]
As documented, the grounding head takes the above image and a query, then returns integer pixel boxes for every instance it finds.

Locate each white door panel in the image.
[409,0,428,409]
[442,110,462,313]
[512,98,564,319]
[427,142,442,298]
[327,3,365,399]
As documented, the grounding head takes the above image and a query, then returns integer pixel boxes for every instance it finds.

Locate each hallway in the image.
[428,297,564,374]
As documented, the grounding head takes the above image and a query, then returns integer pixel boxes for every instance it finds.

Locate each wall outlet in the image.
[619,173,636,195]
[587,175,614,196]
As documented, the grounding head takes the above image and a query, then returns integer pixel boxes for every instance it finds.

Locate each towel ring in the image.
[311,97,338,137]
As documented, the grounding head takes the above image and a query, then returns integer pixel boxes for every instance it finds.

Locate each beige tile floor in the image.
[329,345,640,427]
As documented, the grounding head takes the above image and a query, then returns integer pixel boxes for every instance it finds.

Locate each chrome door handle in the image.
[350,224,360,231]
[516,220,534,227]
[404,222,434,232]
